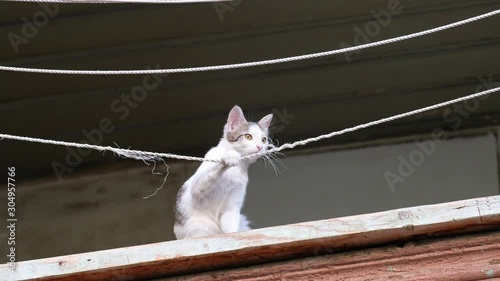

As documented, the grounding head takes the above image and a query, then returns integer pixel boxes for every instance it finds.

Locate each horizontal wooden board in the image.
[163,231,500,281]
[1,195,499,281]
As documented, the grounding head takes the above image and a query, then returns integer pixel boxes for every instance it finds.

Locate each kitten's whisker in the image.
[263,155,274,175]
[263,154,275,175]
[265,154,280,176]
[272,153,287,165]
[271,158,282,175]
[262,155,269,169]
[261,142,286,175]
[269,153,286,169]
[271,150,286,158]
[265,148,286,173]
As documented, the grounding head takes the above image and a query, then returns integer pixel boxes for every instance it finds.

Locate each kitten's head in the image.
[223,105,273,157]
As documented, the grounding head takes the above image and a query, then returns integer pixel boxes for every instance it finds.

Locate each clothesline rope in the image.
[1,9,499,75]
[2,85,499,163]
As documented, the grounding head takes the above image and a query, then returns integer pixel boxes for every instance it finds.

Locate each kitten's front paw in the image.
[222,151,241,167]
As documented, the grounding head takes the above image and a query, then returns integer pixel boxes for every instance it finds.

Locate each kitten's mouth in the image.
[247,151,263,159]
[256,147,266,154]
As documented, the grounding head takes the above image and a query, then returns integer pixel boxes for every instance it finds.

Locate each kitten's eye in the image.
[262,137,267,143]
[244,134,253,140]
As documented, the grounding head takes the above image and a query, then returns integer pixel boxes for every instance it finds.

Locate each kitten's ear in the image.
[227,105,247,130]
[258,113,273,129]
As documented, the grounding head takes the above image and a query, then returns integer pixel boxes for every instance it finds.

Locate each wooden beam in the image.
[164,231,500,281]
[1,195,499,281]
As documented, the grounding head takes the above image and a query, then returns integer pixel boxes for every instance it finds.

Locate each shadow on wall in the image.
[1,130,498,262]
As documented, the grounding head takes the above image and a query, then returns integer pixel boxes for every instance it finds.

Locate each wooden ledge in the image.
[167,230,500,281]
[2,195,499,281]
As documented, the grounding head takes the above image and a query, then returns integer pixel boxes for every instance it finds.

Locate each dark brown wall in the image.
[1,0,500,180]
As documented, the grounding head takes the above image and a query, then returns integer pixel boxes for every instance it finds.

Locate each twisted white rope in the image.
[1,9,499,75]
[2,0,226,3]
[2,85,499,162]
[262,86,500,156]
[0,134,216,162]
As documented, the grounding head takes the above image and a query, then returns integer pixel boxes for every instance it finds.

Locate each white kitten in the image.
[174,105,273,239]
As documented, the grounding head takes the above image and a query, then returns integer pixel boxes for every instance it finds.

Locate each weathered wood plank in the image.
[1,195,499,281]
[162,231,500,281]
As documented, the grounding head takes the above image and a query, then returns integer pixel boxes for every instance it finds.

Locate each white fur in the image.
[174,106,272,239]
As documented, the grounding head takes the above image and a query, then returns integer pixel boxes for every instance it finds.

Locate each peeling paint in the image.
[485,269,494,278]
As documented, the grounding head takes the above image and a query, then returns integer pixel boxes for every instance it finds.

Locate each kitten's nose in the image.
[256,145,262,150]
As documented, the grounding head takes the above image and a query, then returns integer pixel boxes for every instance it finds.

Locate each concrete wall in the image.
[1,130,499,263]
[245,133,500,228]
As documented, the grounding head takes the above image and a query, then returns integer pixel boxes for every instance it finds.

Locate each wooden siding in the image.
[164,231,500,281]
[1,195,499,281]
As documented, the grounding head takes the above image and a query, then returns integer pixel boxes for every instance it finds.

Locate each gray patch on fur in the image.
[174,184,188,225]
[226,122,251,142]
